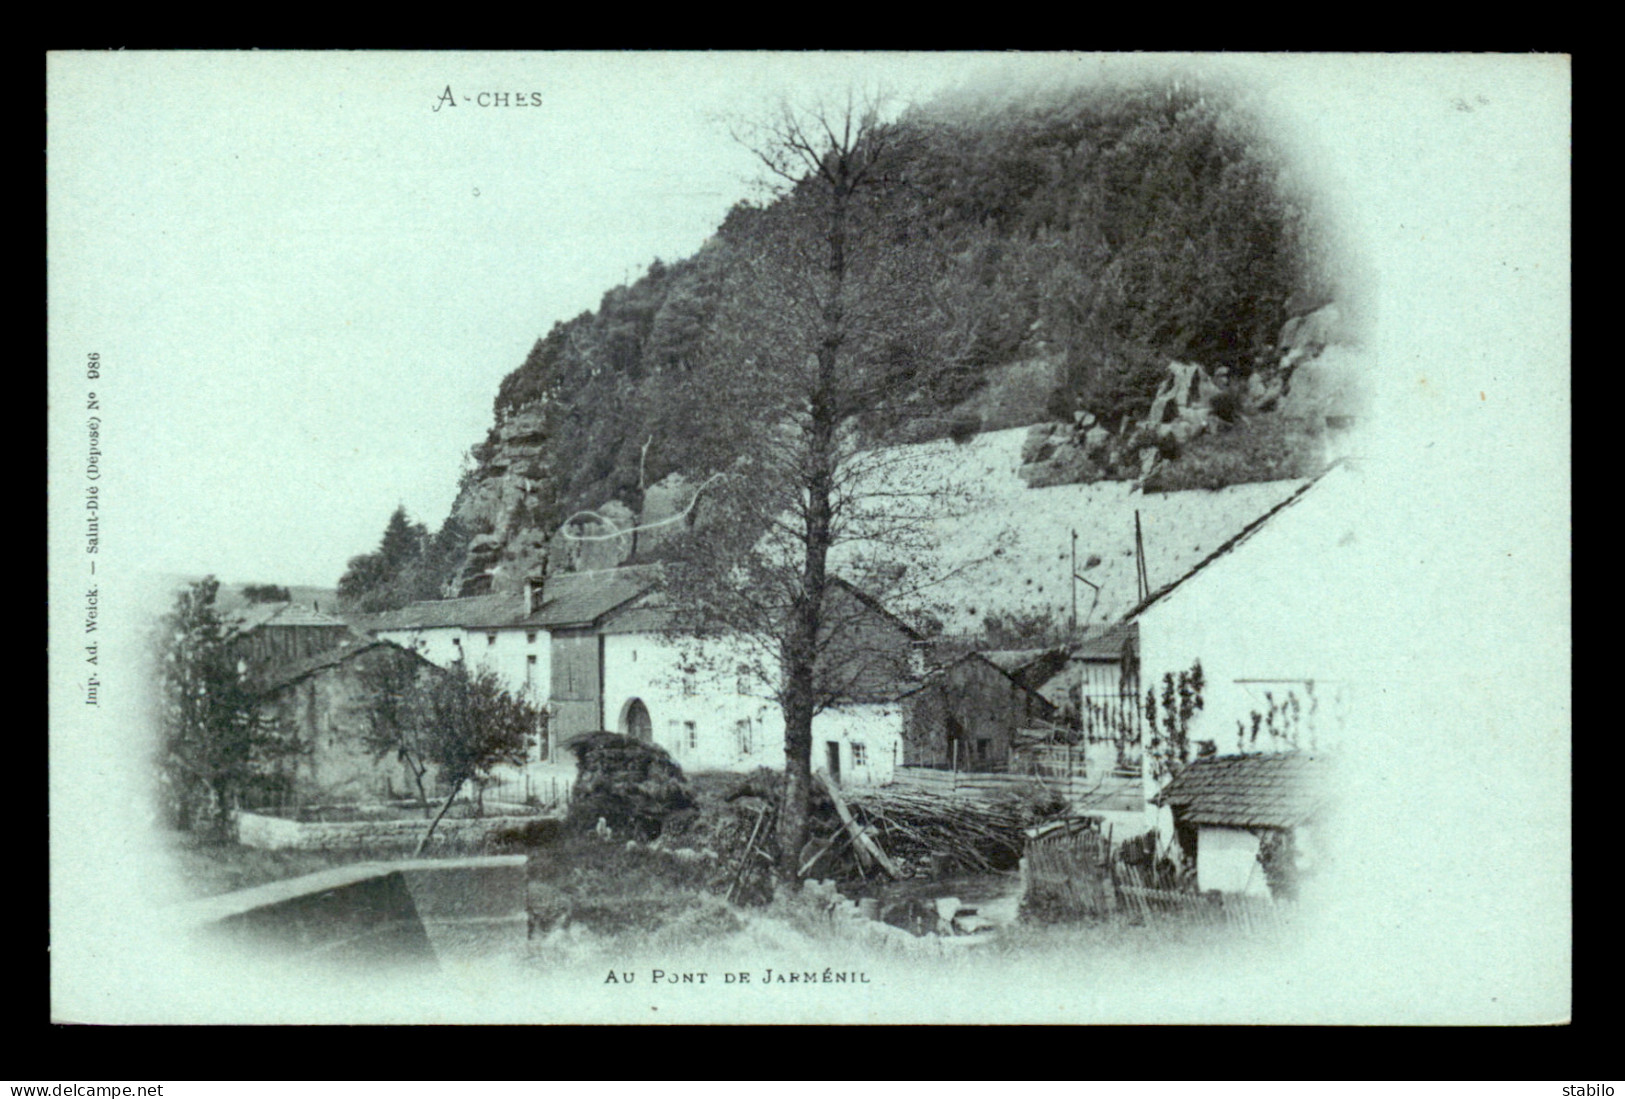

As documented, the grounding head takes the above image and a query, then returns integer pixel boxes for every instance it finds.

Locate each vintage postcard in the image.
[47,51,1570,1025]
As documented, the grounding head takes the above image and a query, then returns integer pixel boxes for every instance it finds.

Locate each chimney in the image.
[524,578,535,618]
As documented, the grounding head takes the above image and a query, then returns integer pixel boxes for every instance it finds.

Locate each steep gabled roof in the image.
[1124,463,1346,623]
[1154,751,1330,829]
[937,650,1059,715]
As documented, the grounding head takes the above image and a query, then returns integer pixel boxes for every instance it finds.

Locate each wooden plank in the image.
[816,769,899,880]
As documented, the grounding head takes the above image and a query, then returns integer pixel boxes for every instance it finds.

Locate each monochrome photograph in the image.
[46,51,1570,1024]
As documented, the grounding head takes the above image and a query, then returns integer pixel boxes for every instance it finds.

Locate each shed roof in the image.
[1071,621,1138,661]
[1153,751,1330,829]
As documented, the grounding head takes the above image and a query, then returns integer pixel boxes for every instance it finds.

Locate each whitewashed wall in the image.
[1133,464,1364,758]
[1195,826,1272,896]
[602,631,901,785]
[374,625,468,671]
[464,626,550,708]
[375,623,563,792]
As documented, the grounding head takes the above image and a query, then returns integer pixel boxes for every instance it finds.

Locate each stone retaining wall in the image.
[236,809,541,851]
[175,856,528,966]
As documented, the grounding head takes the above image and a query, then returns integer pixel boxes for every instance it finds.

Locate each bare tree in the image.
[663,94,987,878]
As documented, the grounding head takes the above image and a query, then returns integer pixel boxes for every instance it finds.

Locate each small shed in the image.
[226,602,357,673]
[1154,751,1329,899]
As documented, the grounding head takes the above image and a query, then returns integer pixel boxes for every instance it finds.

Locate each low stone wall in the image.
[175,856,528,966]
[236,809,541,852]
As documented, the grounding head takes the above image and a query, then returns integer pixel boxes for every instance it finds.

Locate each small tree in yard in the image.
[154,577,297,836]
[360,660,542,854]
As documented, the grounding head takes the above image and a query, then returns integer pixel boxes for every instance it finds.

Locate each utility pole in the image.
[1070,529,1078,637]
[1134,510,1150,604]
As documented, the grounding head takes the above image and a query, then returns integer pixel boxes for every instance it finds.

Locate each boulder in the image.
[638,474,695,554]
[1145,361,1224,429]
[1279,303,1345,369]
[1020,423,1059,465]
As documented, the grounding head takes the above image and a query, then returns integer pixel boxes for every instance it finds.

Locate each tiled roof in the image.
[251,638,426,694]
[597,592,682,635]
[521,565,663,628]
[1154,751,1330,829]
[368,592,526,632]
[1072,621,1137,661]
[364,566,665,634]
[224,602,351,635]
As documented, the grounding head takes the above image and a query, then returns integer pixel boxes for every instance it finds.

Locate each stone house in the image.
[899,651,1058,773]
[593,577,917,786]
[250,638,446,808]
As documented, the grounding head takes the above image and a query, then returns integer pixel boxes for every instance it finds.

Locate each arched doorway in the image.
[620,698,653,743]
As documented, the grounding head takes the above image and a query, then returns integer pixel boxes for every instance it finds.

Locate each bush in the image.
[1142,415,1323,493]
[947,412,982,445]
[487,817,564,853]
[566,732,694,841]
[1208,386,1242,424]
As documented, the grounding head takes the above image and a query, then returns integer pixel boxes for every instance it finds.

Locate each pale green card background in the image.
[47,52,1570,1024]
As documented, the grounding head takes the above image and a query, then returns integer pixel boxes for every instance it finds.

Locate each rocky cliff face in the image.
[448,304,1364,594]
[1017,303,1364,490]
[448,404,695,595]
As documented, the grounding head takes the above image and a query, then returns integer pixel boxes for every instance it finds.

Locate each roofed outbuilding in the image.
[1154,751,1328,829]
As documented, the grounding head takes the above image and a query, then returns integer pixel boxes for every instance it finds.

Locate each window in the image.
[667,719,682,750]
[682,665,697,697]
[525,653,537,689]
[487,633,497,646]
[851,742,867,767]
[684,721,698,751]
[526,631,538,644]
[975,738,991,762]
[735,718,753,755]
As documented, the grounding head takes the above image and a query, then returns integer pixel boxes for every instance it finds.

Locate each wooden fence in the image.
[1021,818,1117,918]
[1113,863,1293,933]
[1017,828,1294,933]
[888,765,1143,813]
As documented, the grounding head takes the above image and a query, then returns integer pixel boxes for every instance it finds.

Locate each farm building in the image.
[1153,751,1330,898]
[595,578,922,786]
[900,651,1058,773]
[1126,460,1364,761]
[250,638,447,808]
[225,601,356,673]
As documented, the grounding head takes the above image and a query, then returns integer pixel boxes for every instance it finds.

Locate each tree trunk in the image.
[773,176,848,880]
[777,667,816,878]
[415,777,465,856]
